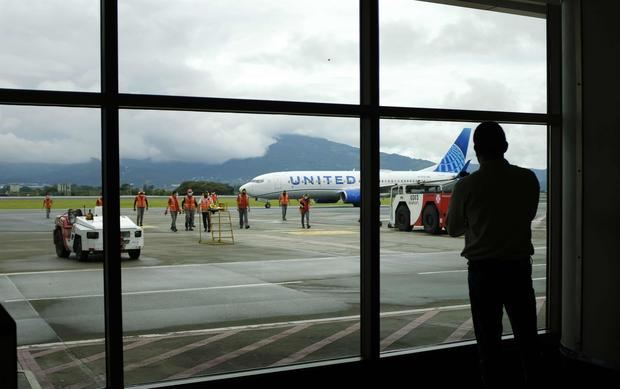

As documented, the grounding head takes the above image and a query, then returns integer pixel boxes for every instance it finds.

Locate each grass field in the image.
[0,197,389,210]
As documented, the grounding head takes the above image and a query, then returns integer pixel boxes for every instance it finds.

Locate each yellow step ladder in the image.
[199,205,234,245]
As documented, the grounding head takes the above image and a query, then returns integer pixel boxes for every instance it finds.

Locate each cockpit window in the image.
[251,179,264,183]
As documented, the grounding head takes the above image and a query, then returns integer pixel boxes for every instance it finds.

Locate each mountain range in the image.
[0,134,547,189]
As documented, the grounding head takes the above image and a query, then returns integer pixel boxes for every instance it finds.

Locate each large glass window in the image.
[119,111,360,384]
[119,0,359,103]
[380,0,546,112]
[379,120,548,352]
[0,0,553,387]
[0,105,104,388]
[0,0,100,91]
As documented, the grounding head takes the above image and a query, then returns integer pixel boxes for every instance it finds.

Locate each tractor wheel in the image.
[128,249,141,260]
[73,236,89,261]
[395,204,413,232]
[422,204,441,234]
[54,229,70,258]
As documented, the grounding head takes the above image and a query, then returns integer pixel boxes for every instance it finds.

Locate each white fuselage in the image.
[239,169,458,202]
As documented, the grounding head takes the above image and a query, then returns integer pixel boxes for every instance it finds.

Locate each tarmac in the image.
[0,201,548,388]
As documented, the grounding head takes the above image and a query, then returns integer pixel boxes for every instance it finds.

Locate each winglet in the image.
[458,160,471,177]
[433,128,472,173]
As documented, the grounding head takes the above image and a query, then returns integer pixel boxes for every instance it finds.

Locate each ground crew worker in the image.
[43,192,53,219]
[279,190,289,221]
[299,194,311,228]
[236,188,250,229]
[182,189,198,231]
[210,191,218,206]
[95,193,103,206]
[133,191,149,226]
[199,192,212,232]
[164,191,180,232]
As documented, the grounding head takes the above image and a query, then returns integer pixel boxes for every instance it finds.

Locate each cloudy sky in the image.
[0,0,547,169]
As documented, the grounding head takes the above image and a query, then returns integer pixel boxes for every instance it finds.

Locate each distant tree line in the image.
[0,180,235,196]
[174,181,235,195]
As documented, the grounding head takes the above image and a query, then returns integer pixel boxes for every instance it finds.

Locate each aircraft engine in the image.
[340,188,361,207]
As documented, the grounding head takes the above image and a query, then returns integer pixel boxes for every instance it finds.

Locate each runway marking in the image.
[17,350,52,389]
[21,369,43,389]
[380,310,439,351]
[43,338,156,374]
[272,322,361,366]
[418,263,547,275]
[286,230,356,236]
[444,318,474,343]
[168,324,311,380]
[4,281,303,303]
[124,330,240,372]
[537,298,546,315]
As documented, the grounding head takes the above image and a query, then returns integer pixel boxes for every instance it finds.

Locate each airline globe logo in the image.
[290,175,357,186]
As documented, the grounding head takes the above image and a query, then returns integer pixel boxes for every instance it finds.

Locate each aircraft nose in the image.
[240,183,250,193]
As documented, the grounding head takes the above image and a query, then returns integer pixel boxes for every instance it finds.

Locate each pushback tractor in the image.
[387,183,455,234]
[53,206,144,260]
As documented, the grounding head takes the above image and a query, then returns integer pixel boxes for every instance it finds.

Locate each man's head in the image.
[473,121,508,162]
[241,188,246,194]
[172,191,177,196]
[187,189,193,196]
[283,190,287,194]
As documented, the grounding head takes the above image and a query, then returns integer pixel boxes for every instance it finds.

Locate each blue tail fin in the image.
[433,128,472,173]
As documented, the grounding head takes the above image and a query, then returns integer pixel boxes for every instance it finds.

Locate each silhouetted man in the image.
[447,121,540,387]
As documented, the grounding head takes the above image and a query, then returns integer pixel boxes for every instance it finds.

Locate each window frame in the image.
[0,1,560,387]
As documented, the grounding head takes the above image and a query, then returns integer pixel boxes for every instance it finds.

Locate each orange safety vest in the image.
[299,197,310,212]
[211,194,218,204]
[135,194,147,208]
[184,195,196,210]
[168,196,180,212]
[237,194,250,209]
[200,197,212,211]
[279,193,289,205]
[96,197,103,206]
[43,198,53,208]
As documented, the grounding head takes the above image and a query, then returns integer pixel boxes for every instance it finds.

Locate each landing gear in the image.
[264,202,271,209]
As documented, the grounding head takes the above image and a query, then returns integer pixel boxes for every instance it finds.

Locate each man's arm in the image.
[447,181,467,237]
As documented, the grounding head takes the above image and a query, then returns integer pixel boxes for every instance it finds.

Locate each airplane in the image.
[239,127,472,208]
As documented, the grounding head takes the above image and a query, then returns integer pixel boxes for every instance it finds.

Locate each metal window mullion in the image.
[101,0,123,388]
[360,0,380,362]
[546,2,562,336]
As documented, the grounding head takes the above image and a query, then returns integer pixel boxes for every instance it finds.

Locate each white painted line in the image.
[17,350,51,389]
[4,281,303,303]
[124,330,240,372]
[273,322,361,366]
[18,299,547,350]
[418,270,467,275]
[533,277,547,281]
[419,263,547,275]
[444,318,474,343]
[380,310,439,351]
[169,324,311,380]
[22,369,43,389]
[43,338,156,375]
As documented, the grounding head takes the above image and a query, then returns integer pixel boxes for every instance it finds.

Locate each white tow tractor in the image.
[53,206,144,260]
[387,183,454,234]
